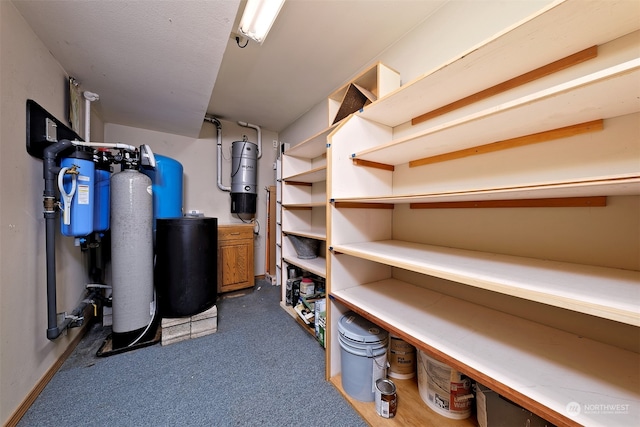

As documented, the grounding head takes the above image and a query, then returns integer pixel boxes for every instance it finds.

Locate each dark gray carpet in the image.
[18,281,367,427]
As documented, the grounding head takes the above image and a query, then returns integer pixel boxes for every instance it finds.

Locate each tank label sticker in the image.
[147,185,153,195]
[77,184,90,204]
[78,175,91,182]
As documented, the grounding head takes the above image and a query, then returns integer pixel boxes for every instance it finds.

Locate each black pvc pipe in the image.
[43,139,72,340]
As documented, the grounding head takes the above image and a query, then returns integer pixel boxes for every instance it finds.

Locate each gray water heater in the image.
[230,137,257,219]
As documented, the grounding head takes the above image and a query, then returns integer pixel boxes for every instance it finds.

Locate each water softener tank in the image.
[60,149,95,237]
[230,138,257,219]
[93,150,111,232]
[110,167,154,349]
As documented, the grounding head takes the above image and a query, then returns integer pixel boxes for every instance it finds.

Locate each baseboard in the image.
[3,306,93,427]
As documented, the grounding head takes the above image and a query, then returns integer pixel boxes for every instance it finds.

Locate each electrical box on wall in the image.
[26,99,83,159]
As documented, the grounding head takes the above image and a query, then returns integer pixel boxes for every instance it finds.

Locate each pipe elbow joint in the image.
[46,326,60,341]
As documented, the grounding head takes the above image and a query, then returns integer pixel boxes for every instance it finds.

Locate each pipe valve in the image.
[64,164,80,175]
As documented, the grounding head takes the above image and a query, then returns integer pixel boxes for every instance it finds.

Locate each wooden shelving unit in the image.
[325,1,640,426]
[278,62,401,330]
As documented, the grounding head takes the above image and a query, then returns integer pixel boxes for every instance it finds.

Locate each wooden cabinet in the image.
[326,1,640,426]
[217,224,254,293]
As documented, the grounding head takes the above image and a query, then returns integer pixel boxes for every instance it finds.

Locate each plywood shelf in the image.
[280,301,316,337]
[358,0,640,128]
[330,279,640,427]
[329,374,476,427]
[284,125,336,159]
[283,256,326,278]
[331,240,640,326]
[332,174,640,204]
[283,228,326,241]
[282,202,326,209]
[352,59,640,166]
[283,166,326,183]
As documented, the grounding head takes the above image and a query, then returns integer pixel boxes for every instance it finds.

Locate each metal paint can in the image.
[375,378,397,418]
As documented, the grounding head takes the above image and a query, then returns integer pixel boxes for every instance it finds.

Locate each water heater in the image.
[230,137,257,219]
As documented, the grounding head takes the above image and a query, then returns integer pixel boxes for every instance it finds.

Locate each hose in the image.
[128,289,157,347]
[57,167,76,225]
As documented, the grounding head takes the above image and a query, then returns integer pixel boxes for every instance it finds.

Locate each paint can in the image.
[417,350,472,419]
[388,334,416,379]
[375,378,397,418]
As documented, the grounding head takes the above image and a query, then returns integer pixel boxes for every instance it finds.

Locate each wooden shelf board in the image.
[279,301,316,337]
[282,202,326,209]
[283,228,326,241]
[329,375,476,427]
[283,165,326,183]
[284,124,337,159]
[332,175,640,204]
[358,0,640,128]
[331,240,640,326]
[353,60,640,165]
[330,279,640,427]
[283,256,326,278]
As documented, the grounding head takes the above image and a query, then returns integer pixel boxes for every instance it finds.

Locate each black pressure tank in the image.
[155,217,217,318]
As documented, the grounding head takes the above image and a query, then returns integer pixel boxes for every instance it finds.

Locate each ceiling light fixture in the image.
[238,0,285,45]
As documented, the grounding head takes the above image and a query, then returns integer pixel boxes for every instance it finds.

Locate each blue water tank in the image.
[142,154,183,228]
[93,163,111,232]
[60,152,94,237]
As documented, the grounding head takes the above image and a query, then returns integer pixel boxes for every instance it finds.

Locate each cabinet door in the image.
[218,238,254,293]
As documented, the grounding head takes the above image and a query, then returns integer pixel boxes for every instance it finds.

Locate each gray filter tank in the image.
[230,138,257,219]
[110,168,155,349]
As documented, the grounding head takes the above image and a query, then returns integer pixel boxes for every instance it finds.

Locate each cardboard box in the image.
[476,383,555,427]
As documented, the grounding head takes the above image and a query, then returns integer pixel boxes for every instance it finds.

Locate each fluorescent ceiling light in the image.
[238,0,285,44]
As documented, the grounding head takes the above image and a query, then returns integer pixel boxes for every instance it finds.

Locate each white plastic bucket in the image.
[388,334,416,379]
[338,312,388,402]
[417,350,472,419]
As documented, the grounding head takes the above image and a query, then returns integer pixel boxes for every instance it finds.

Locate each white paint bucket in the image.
[338,312,388,402]
[417,350,472,419]
[388,334,416,379]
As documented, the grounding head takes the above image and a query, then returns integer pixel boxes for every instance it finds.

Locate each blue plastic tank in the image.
[93,157,111,232]
[141,154,184,229]
[60,151,95,237]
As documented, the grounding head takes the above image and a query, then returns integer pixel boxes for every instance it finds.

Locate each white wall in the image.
[0,2,101,424]
[105,120,279,276]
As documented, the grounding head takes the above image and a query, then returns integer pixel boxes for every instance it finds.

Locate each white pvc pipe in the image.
[72,140,137,152]
[204,116,231,192]
[237,121,262,158]
[83,91,99,142]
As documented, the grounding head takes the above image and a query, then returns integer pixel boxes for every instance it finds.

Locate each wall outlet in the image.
[272,139,278,148]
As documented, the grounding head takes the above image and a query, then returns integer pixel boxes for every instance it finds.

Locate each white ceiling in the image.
[12,0,446,137]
